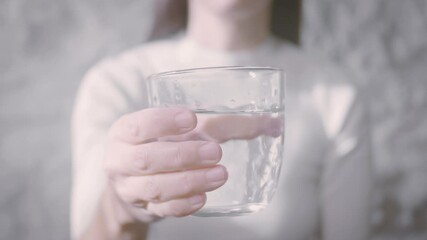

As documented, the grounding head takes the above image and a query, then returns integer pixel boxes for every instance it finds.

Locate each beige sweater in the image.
[71,34,372,240]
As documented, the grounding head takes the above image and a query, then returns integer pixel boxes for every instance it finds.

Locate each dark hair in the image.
[149,0,301,44]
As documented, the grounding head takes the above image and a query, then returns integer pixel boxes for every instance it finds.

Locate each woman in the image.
[71,0,372,239]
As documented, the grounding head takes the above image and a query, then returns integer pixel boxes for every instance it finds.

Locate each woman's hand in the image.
[104,108,227,221]
[103,107,282,223]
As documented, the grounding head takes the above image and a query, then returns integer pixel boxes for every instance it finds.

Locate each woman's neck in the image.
[187,3,271,51]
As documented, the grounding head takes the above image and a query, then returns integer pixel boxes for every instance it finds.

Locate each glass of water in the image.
[147,66,285,217]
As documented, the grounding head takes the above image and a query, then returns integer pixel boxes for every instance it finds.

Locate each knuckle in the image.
[117,114,139,139]
[172,145,184,168]
[180,173,194,195]
[133,147,150,172]
[143,177,162,202]
[131,199,147,208]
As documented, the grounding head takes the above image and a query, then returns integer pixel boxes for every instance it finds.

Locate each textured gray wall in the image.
[0,0,153,239]
[303,0,427,239]
[1,0,426,239]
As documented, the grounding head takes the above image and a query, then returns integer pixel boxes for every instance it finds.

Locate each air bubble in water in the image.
[270,103,280,112]
[249,71,256,78]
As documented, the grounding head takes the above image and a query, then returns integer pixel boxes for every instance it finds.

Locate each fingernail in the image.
[206,166,227,183]
[174,111,194,130]
[199,143,221,162]
[189,194,204,205]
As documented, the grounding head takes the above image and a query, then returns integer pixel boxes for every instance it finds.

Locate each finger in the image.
[118,165,227,203]
[200,115,283,141]
[146,194,206,217]
[109,108,197,144]
[105,141,222,176]
[161,114,283,143]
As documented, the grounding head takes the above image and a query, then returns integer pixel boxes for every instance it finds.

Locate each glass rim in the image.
[148,66,284,79]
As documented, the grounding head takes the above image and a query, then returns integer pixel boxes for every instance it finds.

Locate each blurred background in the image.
[0,0,426,239]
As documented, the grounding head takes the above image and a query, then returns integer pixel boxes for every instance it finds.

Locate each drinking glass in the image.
[147,66,285,217]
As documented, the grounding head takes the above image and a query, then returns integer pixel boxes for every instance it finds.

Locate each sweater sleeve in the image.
[70,54,147,239]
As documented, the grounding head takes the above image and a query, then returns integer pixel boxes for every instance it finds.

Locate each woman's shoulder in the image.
[83,36,184,85]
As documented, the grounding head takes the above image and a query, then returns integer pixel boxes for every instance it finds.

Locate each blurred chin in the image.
[198,0,272,19]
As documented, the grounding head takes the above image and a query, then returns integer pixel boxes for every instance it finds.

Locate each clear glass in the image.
[147,66,285,217]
